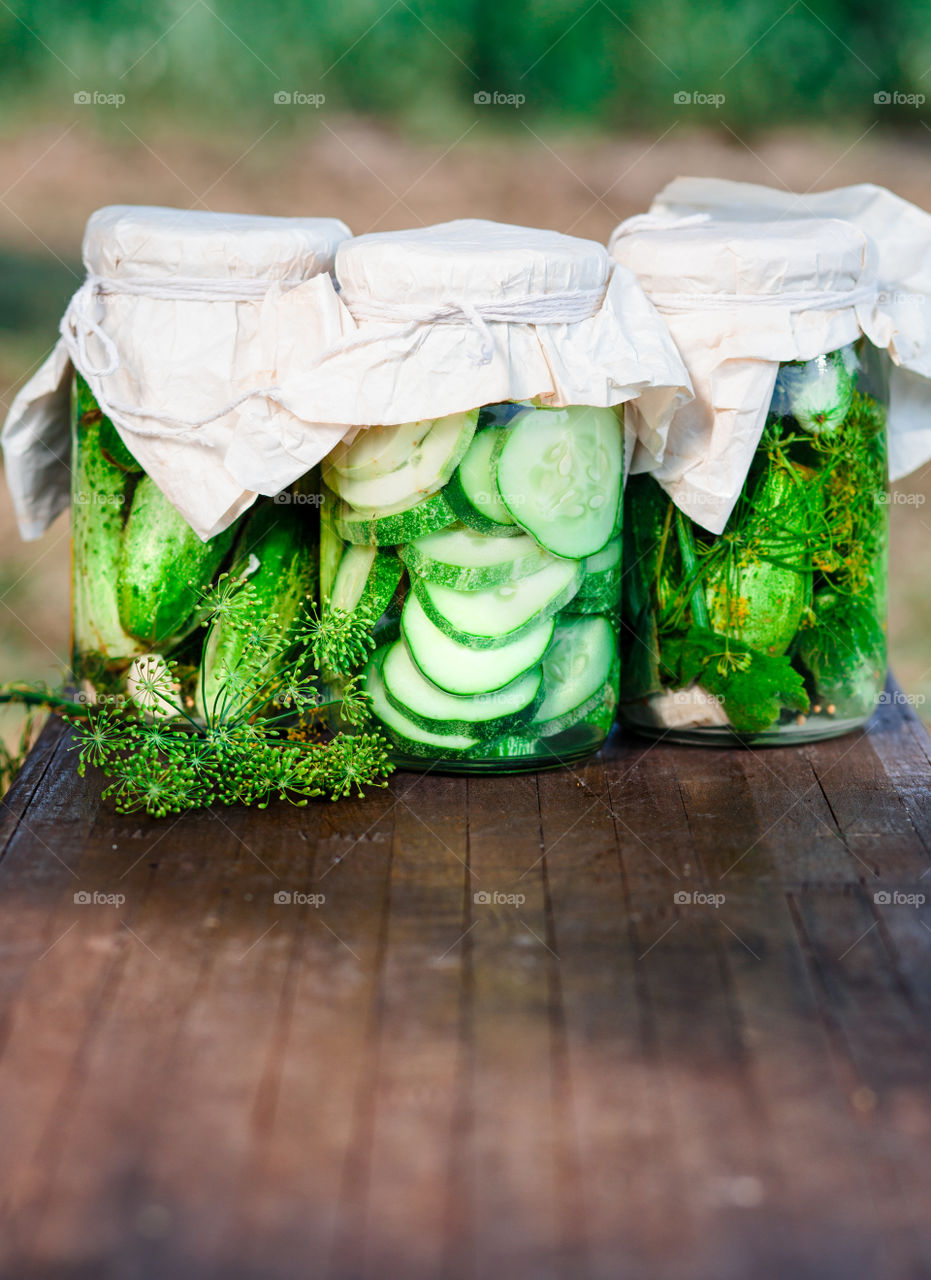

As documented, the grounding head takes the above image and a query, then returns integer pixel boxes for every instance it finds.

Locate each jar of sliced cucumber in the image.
[322,400,625,769]
[301,218,690,771]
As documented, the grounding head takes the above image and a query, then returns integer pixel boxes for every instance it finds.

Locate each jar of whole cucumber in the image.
[71,374,317,713]
[608,200,918,744]
[303,220,691,771]
[620,340,889,743]
[321,400,625,770]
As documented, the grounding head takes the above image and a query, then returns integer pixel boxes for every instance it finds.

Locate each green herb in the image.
[0,576,393,817]
[661,626,810,734]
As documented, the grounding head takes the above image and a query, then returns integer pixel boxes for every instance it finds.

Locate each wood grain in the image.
[1,691,930,1279]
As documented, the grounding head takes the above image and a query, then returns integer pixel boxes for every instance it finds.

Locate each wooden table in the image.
[1,688,930,1280]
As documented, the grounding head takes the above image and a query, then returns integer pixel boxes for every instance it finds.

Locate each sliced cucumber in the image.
[572,535,623,614]
[495,405,623,558]
[331,545,403,619]
[530,614,618,736]
[445,427,521,535]
[402,594,554,695]
[324,411,478,511]
[364,651,479,757]
[319,487,344,606]
[382,639,542,735]
[326,419,433,481]
[400,525,555,591]
[466,734,542,760]
[334,490,457,546]
[411,556,581,649]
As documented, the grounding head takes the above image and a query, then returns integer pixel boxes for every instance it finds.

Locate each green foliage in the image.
[661,626,810,733]
[62,576,392,817]
[0,0,927,132]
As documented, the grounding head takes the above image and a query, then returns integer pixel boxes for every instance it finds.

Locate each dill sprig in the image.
[53,576,393,817]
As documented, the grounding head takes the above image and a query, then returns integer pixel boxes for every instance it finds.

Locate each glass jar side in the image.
[321,401,624,773]
[619,340,889,745]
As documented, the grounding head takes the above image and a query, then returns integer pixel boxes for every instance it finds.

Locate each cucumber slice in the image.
[411,556,582,649]
[402,594,554,695]
[383,639,542,735]
[572,535,623,614]
[319,487,344,606]
[326,419,433,480]
[324,411,478,511]
[495,405,623,558]
[530,614,618,736]
[364,651,479,757]
[400,525,555,591]
[331,545,403,618]
[334,490,457,545]
[445,427,521,535]
[466,733,542,760]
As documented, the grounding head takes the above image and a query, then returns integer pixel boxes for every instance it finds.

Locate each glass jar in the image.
[70,375,317,714]
[321,400,624,771]
[620,340,889,744]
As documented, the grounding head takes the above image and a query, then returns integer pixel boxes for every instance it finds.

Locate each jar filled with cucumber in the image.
[70,375,317,711]
[320,399,624,770]
[621,340,889,743]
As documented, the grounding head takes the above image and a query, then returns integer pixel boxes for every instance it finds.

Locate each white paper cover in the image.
[2,206,351,540]
[273,219,692,466]
[629,177,931,528]
[609,209,877,533]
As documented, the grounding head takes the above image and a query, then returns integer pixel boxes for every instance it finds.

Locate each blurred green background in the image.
[2,0,931,767]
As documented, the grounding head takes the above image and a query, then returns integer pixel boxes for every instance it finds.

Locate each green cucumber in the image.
[319,487,344,606]
[117,476,236,648]
[382,638,542,735]
[402,594,554,695]
[326,419,434,481]
[572,535,622,614]
[334,490,457,546]
[466,734,542,760]
[324,410,478,511]
[331,545,403,618]
[196,503,315,721]
[445,427,521,535]
[364,651,479,757]
[495,405,623,557]
[411,556,582,649]
[530,614,618,736]
[400,525,555,591]
[71,378,145,666]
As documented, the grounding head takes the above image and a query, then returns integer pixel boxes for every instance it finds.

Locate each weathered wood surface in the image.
[1,689,930,1279]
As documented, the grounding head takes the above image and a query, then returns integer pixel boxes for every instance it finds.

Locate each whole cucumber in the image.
[118,476,236,647]
[196,502,316,721]
[704,462,816,656]
[71,376,145,670]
